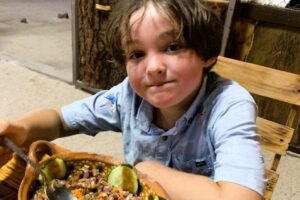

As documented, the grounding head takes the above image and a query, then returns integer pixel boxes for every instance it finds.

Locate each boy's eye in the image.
[166,43,182,52]
[129,51,145,60]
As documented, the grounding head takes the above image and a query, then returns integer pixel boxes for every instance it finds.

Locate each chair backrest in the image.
[212,56,300,200]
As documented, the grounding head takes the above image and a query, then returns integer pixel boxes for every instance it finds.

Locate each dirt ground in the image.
[0,0,72,82]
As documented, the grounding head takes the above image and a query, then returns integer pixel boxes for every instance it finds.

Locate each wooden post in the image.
[72,0,126,92]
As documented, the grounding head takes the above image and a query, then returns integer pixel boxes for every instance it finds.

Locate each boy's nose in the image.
[146,54,166,75]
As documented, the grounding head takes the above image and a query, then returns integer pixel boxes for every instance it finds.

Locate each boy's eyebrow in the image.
[125,28,181,46]
[159,29,181,39]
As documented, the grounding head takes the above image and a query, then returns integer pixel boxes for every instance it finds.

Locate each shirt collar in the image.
[177,74,208,127]
[136,98,153,132]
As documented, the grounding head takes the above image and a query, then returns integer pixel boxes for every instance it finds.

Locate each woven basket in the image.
[0,153,26,200]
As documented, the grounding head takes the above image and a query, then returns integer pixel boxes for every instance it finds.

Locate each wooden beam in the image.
[75,80,101,94]
[95,4,111,11]
[204,0,229,4]
[205,1,300,28]
[212,56,300,106]
[220,0,238,56]
[238,2,300,28]
[71,0,79,85]
[288,144,300,154]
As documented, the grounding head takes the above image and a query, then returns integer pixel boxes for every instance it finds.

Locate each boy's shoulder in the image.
[108,77,134,96]
[206,72,254,102]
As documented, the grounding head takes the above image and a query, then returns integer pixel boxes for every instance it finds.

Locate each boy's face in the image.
[124,3,215,110]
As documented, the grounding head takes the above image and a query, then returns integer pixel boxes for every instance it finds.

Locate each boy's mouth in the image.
[148,80,175,87]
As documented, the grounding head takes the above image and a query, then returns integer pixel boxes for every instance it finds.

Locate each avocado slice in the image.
[154,195,166,200]
[107,164,139,193]
[146,194,166,200]
[38,158,67,183]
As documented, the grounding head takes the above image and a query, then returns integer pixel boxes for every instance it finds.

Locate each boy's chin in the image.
[148,98,176,109]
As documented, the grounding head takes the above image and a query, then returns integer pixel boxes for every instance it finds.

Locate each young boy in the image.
[0,0,265,199]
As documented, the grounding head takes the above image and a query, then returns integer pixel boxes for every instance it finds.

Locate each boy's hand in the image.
[135,160,163,180]
[0,121,27,167]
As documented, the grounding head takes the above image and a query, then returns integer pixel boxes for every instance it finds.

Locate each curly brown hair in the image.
[105,0,223,67]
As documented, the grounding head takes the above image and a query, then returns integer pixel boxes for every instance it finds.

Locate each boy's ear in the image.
[203,57,217,68]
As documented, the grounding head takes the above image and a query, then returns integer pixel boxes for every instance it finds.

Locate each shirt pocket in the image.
[172,156,213,177]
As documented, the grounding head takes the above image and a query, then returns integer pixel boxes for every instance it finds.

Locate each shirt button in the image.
[161,136,168,141]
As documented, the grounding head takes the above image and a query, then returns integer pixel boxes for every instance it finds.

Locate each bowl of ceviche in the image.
[19,140,169,200]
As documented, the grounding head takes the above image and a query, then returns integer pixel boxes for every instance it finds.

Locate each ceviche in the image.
[30,158,164,200]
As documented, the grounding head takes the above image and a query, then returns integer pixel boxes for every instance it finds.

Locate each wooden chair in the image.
[212,56,300,200]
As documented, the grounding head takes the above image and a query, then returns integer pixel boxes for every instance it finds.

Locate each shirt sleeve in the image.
[210,86,266,196]
[61,79,129,135]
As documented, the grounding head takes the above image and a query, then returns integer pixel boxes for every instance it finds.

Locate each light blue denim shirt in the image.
[62,72,266,195]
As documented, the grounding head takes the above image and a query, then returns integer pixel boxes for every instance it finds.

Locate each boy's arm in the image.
[17,108,75,147]
[135,160,263,200]
[0,108,74,152]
